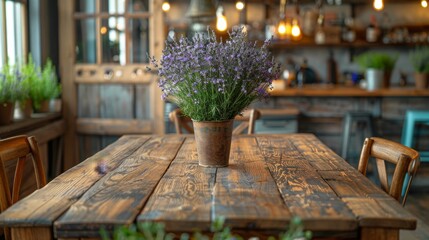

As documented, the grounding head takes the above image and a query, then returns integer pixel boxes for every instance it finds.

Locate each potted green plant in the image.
[409,46,429,89]
[0,63,24,125]
[356,52,397,90]
[31,59,61,112]
[149,27,280,167]
[17,54,39,118]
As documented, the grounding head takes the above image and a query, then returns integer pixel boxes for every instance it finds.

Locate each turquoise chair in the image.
[401,110,429,196]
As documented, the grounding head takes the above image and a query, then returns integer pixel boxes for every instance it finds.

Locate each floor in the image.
[400,190,429,239]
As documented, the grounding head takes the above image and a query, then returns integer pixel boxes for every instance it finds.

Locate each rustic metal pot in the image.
[0,102,14,125]
[414,72,428,89]
[193,119,233,167]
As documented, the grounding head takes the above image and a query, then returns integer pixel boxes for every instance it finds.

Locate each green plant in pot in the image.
[0,63,24,125]
[31,59,61,112]
[17,54,40,118]
[149,27,280,167]
[409,46,429,89]
[356,52,397,90]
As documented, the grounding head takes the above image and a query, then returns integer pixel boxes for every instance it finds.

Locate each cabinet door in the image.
[59,0,164,168]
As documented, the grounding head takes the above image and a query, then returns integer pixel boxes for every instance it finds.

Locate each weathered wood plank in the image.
[55,136,185,238]
[319,170,389,199]
[361,228,399,240]
[256,135,357,231]
[0,136,150,227]
[344,198,417,230]
[11,227,52,240]
[214,136,292,230]
[138,137,216,232]
[76,118,152,135]
[26,119,65,144]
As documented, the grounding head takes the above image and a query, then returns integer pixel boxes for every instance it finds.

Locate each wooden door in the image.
[59,0,164,169]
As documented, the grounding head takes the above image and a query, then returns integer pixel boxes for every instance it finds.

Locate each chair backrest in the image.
[358,137,420,206]
[168,108,261,135]
[0,135,47,212]
[0,135,47,240]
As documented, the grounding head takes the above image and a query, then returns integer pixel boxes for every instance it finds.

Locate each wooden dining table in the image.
[0,134,417,239]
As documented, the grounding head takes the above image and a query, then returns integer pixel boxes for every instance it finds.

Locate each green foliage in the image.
[409,46,429,73]
[355,52,398,70]
[0,63,24,103]
[100,216,312,240]
[31,59,61,110]
[20,54,39,102]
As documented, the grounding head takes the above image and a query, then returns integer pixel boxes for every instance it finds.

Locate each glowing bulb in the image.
[278,21,286,35]
[162,2,170,12]
[217,15,228,31]
[236,1,245,10]
[422,0,428,8]
[373,0,384,11]
[291,20,301,38]
[100,26,107,35]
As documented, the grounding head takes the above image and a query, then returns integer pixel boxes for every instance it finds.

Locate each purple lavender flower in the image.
[149,27,280,121]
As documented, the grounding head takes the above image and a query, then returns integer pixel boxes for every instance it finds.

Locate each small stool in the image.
[401,110,429,195]
[341,111,375,164]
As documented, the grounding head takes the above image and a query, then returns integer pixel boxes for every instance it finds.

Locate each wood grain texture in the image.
[11,227,52,240]
[55,136,185,238]
[256,134,357,231]
[344,198,417,230]
[0,136,150,227]
[138,137,216,232]
[76,118,152,135]
[361,227,399,240]
[214,136,291,230]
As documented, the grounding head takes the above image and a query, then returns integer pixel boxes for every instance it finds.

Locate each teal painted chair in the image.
[401,110,429,196]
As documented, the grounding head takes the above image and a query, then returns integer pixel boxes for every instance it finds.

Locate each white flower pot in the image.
[366,68,384,91]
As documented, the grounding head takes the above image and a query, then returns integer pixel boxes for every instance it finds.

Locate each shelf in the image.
[270,84,429,97]
[268,39,428,49]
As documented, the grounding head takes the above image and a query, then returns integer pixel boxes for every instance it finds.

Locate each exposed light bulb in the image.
[422,0,428,8]
[278,21,286,35]
[162,1,170,12]
[100,26,107,35]
[291,19,301,38]
[216,6,228,32]
[236,1,245,10]
[217,15,228,31]
[373,0,384,11]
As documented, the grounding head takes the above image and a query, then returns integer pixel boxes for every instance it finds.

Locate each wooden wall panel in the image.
[136,85,151,120]
[78,85,101,161]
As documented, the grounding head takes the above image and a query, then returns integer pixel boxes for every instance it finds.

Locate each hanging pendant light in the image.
[373,0,384,11]
[236,1,245,10]
[422,0,428,8]
[216,6,228,32]
[162,1,170,12]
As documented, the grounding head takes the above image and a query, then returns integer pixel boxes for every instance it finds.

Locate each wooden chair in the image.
[0,135,47,240]
[168,108,261,135]
[358,137,420,206]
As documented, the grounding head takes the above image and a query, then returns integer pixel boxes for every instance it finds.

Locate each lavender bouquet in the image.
[150,28,280,122]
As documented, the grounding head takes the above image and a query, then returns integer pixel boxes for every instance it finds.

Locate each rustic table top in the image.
[0,134,417,239]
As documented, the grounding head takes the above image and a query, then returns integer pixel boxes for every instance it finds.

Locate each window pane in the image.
[128,0,149,13]
[101,17,125,64]
[5,1,25,65]
[75,0,96,13]
[0,2,5,68]
[129,18,149,63]
[76,19,97,63]
[101,0,125,14]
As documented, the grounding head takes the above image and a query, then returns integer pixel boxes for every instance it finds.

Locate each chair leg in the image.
[341,115,352,160]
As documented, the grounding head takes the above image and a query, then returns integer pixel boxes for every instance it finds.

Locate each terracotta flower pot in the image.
[15,99,33,119]
[414,73,428,89]
[0,102,14,126]
[193,119,234,167]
